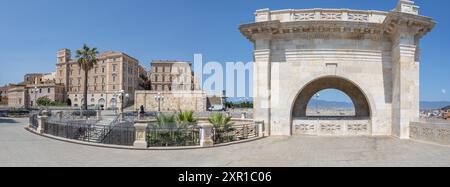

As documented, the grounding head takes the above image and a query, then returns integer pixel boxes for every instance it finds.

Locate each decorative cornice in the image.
[240,8,435,42]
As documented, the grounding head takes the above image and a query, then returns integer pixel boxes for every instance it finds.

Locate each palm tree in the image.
[76,44,99,111]
[208,113,232,129]
[208,113,234,143]
[176,110,197,128]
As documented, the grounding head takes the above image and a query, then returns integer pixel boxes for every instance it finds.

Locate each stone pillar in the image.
[37,115,48,134]
[241,112,247,119]
[199,123,214,147]
[97,110,102,120]
[391,25,420,139]
[256,120,265,137]
[133,120,148,149]
[253,36,272,136]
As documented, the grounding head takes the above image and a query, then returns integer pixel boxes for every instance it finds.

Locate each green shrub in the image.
[36,97,52,106]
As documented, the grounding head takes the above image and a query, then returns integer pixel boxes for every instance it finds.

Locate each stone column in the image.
[253,35,272,136]
[37,115,48,134]
[241,112,247,119]
[255,120,265,137]
[199,123,214,147]
[133,120,148,149]
[391,25,420,139]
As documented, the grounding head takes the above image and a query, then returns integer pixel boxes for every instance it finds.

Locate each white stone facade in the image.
[240,0,435,138]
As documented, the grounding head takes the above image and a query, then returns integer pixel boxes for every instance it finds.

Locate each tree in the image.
[76,44,99,111]
[36,96,52,106]
[208,113,232,129]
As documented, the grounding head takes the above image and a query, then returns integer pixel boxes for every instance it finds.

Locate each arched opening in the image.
[292,76,372,136]
[110,98,117,108]
[66,99,72,106]
[292,77,371,119]
[306,89,356,117]
[98,98,105,107]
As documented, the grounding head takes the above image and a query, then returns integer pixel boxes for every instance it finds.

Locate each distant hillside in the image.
[442,106,450,111]
[420,101,450,110]
[308,99,354,109]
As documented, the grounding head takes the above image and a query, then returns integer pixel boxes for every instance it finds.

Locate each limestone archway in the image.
[292,76,371,119]
[240,1,434,137]
[291,76,372,136]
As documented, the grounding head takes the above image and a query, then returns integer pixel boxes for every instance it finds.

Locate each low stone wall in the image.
[410,121,450,145]
[135,90,207,112]
[293,118,371,136]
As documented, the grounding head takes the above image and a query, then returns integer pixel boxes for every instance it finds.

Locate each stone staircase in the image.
[78,114,120,143]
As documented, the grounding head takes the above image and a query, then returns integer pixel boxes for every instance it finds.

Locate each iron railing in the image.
[146,123,200,147]
[213,123,258,144]
[43,119,136,146]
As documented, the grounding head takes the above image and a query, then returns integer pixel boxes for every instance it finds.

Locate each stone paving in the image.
[1,117,450,167]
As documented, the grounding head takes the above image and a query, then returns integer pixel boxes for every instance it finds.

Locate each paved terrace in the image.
[1,117,450,167]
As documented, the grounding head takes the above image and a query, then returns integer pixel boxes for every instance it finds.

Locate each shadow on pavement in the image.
[0,118,19,124]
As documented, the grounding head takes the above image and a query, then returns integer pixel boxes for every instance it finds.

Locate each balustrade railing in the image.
[213,123,258,144]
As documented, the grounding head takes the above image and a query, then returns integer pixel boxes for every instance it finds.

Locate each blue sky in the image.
[0,0,448,102]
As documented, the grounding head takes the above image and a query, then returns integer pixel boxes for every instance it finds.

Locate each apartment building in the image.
[55,49,147,109]
[7,84,28,108]
[7,73,65,108]
[149,60,199,91]
[27,83,65,107]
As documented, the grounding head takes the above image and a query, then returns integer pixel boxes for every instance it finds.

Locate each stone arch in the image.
[292,76,371,119]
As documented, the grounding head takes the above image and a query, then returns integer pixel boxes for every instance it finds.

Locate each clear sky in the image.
[0,0,448,102]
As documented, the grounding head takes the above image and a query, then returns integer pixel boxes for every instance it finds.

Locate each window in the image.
[162,75,165,82]
[112,65,117,72]
[163,66,165,73]
[102,67,105,73]
[112,75,116,83]
[39,89,42,93]
[48,88,51,93]
[154,75,158,82]
[113,85,116,90]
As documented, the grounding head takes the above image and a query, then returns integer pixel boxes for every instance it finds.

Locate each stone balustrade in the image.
[256,8,388,24]
[410,121,450,145]
[293,118,371,136]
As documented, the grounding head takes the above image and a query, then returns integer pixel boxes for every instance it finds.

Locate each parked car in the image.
[208,105,225,111]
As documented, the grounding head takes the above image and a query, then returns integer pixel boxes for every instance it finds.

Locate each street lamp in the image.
[154,92,164,113]
[118,90,129,114]
[33,86,39,108]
